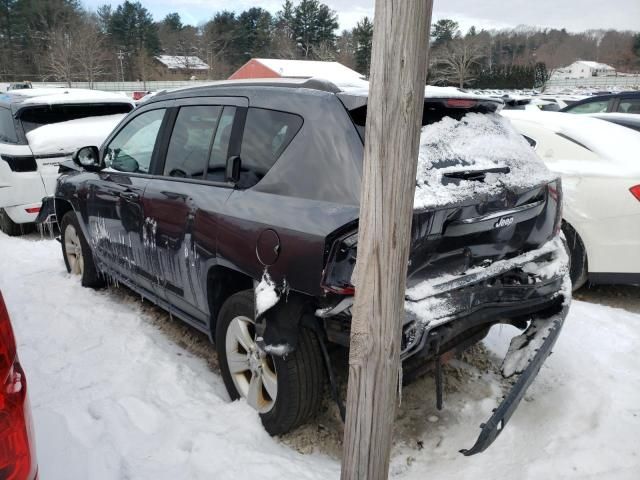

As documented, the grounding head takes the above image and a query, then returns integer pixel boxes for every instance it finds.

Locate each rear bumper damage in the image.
[461,304,568,455]
[318,236,570,454]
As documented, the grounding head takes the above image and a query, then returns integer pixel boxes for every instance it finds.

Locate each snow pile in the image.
[255,271,280,316]
[0,234,338,479]
[414,112,556,209]
[26,114,126,154]
[1,232,640,478]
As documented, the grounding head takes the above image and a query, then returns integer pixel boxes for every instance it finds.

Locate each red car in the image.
[0,291,37,480]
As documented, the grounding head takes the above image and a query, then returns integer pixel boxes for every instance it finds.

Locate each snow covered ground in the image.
[1,232,639,479]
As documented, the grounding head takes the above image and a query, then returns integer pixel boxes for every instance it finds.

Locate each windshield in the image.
[18,103,133,134]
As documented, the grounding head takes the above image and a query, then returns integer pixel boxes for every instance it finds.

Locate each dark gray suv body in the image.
[39,78,569,453]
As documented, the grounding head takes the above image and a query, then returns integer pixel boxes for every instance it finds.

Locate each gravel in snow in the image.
[1,232,639,479]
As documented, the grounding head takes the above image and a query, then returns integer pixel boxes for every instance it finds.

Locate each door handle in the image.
[120,191,140,201]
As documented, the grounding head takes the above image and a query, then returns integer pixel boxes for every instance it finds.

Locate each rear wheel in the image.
[60,211,104,288]
[216,290,324,436]
[562,222,588,291]
[0,208,32,236]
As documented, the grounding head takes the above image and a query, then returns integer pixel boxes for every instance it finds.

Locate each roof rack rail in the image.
[158,77,343,97]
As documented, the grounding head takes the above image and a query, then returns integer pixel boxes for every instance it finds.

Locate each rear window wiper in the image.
[443,166,511,182]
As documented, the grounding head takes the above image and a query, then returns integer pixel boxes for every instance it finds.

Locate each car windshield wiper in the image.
[443,166,511,182]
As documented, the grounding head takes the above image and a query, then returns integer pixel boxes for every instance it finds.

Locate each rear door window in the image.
[0,108,18,143]
[163,106,222,179]
[206,106,236,182]
[238,108,303,189]
[105,109,165,174]
[618,98,640,114]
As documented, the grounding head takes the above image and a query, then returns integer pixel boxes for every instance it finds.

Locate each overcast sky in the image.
[84,0,640,32]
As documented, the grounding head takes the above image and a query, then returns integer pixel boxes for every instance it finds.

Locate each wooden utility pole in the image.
[341,1,434,479]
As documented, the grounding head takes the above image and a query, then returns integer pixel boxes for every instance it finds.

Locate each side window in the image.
[164,105,222,178]
[619,99,640,114]
[206,106,236,182]
[238,108,303,189]
[0,108,18,143]
[105,109,165,173]
[567,100,609,114]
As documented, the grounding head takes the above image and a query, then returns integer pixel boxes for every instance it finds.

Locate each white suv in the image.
[0,88,134,235]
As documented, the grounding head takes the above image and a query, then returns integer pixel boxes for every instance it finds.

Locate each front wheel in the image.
[60,211,104,288]
[216,290,324,436]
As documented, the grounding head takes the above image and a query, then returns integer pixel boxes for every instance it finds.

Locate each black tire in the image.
[60,211,104,288]
[216,290,324,436]
[0,208,32,236]
[562,222,588,291]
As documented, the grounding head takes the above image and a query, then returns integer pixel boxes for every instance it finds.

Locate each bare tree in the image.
[45,26,75,86]
[431,36,485,87]
[73,15,108,87]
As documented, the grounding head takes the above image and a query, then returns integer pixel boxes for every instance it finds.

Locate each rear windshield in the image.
[18,103,133,134]
[348,100,496,140]
[0,107,18,143]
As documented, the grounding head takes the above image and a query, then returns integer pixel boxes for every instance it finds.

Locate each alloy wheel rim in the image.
[225,315,277,413]
[64,224,84,276]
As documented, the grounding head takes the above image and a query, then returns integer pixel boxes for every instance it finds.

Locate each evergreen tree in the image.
[431,19,460,46]
[353,17,373,77]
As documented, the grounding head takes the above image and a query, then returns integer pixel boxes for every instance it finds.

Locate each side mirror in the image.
[226,155,241,184]
[72,146,101,171]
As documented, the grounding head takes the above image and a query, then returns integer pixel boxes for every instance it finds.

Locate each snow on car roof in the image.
[25,114,126,155]
[336,80,501,103]
[9,88,134,106]
[502,110,640,163]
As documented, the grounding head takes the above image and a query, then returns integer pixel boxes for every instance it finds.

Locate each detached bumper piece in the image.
[460,304,568,456]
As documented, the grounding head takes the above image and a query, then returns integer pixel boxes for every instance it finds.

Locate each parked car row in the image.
[2,79,636,457]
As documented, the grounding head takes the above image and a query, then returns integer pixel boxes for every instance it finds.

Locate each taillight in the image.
[0,292,37,480]
[445,98,478,109]
[24,207,40,214]
[0,155,38,173]
[321,231,358,296]
[630,185,640,202]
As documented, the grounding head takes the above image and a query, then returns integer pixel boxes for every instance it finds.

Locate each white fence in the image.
[21,80,217,93]
[547,75,640,89]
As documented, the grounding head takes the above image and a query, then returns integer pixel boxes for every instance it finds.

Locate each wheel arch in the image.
[206,265,254,342]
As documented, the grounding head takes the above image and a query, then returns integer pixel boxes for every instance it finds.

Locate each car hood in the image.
[25,114,126,156]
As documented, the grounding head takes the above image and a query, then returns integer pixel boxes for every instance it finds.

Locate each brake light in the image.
[0,292,37,480]
[321,231,358,296]
[445,98,478,109]
[630,185,640,202]
[24,207,40,214]
[324,285,355,295]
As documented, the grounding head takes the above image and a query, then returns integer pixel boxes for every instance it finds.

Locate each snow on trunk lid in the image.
[414,112,556,210]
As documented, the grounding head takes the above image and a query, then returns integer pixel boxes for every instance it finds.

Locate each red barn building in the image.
[229,58,365,84]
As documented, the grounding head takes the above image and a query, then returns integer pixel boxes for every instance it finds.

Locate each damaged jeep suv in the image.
[38,78,569,454]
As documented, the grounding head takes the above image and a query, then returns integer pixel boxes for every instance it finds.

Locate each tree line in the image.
[0,0,638,89]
